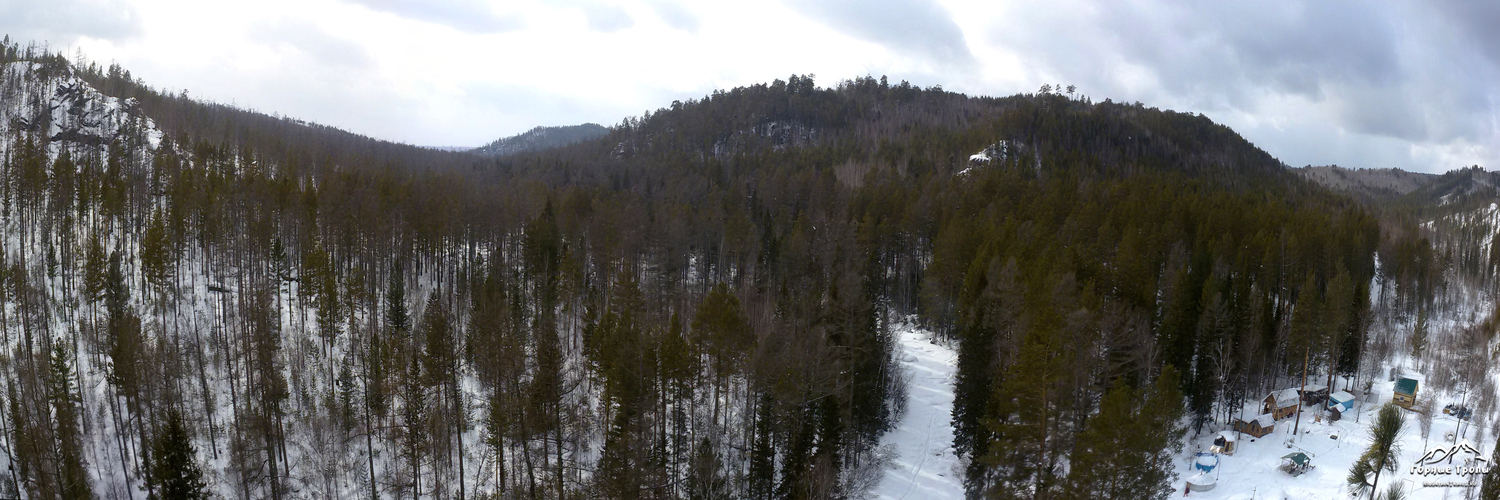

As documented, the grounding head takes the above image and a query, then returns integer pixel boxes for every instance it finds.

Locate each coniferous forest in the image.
[0,39,1471,500]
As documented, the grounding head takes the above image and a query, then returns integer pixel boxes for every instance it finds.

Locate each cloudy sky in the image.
[4,0,1497,172]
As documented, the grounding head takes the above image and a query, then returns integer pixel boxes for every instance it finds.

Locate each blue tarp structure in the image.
[1194,452,1218,472]
[1329,390,1355,413]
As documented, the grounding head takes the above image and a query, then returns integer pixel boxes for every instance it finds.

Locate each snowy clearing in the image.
[1176,380,1487,500]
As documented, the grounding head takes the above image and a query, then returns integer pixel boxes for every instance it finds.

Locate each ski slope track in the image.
[870,321,964,500]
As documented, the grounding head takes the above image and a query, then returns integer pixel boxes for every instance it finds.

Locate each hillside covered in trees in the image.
[471,124,610,158]
[0,39,1460,500]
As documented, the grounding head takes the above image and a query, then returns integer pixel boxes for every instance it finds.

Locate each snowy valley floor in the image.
[870,322,966,500]
[1176,378,1486,499]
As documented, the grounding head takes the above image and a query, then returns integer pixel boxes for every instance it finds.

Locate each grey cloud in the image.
[346,0,523,34]
[1430,1,1500,66]
[785,0,974,69]
[254,20,372,69]
[1054,1,1401,104]
[0,0,140,44]
[986,0,1497,170]
[455,82,614,145]
[582,3,634,33]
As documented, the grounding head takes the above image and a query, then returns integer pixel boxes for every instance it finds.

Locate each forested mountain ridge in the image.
[0,38,1413,500]
[471,124,609,158]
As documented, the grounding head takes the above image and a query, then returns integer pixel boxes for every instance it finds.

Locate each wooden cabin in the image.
[1263,389,1302,420]
[1233,414,1275,438]
[1393,378,1418,409]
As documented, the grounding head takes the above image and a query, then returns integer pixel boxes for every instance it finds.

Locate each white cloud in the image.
[0,0,140,45]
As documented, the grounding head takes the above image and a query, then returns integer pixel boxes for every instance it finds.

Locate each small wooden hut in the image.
[1393,378,1418,409]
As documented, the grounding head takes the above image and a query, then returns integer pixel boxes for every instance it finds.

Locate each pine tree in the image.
[686,438,729,500]
[150,410,209,500]
[105,250,144,398]
[1481,439,1500,500]
[81,231,107,302]
[388,260,409,334]
[140,210,173,295]
[484,389,510,494]
[1348,404,1407,499]
[421,294,455,387]
[692,283,753,381]
[980,318,1069,500]
[336,365,358,434]
[1062,368,1184,499]
[401,356,428,500]
[953,258,1021,457]
[48,343,91,500]
[1289,273,1323,360]
[748,394,776,500]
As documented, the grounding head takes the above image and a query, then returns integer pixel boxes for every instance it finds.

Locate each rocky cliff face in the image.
[2,60,162,155]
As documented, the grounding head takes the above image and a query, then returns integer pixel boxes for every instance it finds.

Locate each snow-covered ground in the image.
[870,322,966,500]
[1177,378,1490,499]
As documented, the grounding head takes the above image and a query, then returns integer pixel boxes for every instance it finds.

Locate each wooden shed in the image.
[1393,378,1418,409]
[1211,431,1237,455]
[1299,384,1329,405]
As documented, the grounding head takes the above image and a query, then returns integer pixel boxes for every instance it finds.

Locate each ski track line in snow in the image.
[870,322,965,500]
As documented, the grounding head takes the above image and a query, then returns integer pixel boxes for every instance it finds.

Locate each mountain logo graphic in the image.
[1418,441,1488,467]
[1411,441,1492,476]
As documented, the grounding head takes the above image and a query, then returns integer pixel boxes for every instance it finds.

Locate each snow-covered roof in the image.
[1217,430,1237,442]
[1254,414,1274,427]
[1330,391,1355,403]
[1300,384,1328,393]
[1266,388,1301,406]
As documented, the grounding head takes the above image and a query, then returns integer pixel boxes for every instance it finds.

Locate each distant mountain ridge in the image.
[1399,165,1500,210]
[1296,165,1436,204]
[1297,164,1500,213]
[472,123,609,157]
